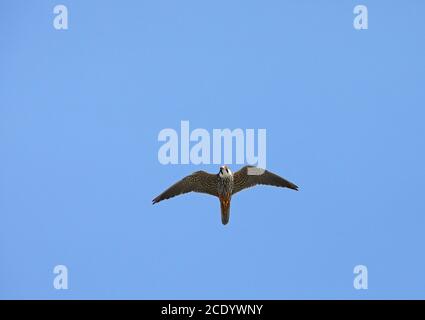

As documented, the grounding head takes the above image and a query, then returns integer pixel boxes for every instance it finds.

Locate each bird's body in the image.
[152,165,298,225]
[217,166,234,224]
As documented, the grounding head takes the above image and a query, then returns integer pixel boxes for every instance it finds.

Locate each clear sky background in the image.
[1,1,425,299]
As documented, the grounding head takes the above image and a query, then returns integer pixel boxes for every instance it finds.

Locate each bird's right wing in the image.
[152,171,219,204]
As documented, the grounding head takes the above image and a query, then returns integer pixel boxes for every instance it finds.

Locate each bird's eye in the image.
[226,168,229,173]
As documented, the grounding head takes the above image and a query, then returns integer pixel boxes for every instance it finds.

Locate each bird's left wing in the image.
[152,171,219,204]
[232,166,298,195]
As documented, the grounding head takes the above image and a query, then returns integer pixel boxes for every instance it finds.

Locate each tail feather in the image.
[220,199,231,225]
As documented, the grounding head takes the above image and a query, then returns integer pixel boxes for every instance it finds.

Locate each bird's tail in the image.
[220,198,231,225]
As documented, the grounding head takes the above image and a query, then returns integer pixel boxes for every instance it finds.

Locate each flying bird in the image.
[152,165,298,225]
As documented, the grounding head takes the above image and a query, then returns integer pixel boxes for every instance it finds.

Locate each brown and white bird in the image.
[152,165,298,225]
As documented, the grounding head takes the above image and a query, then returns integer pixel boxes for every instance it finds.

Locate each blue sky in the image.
[1,0,425,299]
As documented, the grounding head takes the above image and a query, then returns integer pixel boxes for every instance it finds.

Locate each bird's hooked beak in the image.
[219,165,230,176]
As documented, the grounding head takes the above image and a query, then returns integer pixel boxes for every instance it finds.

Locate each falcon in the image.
[152,166,298,225]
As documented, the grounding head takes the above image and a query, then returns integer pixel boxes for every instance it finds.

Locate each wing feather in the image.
[232,166,298,195]
[152,171,219,204]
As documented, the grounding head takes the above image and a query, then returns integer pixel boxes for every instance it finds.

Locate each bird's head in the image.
[219,165,232,178]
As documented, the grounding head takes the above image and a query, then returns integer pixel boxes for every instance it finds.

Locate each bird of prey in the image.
[152,166,298,225]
